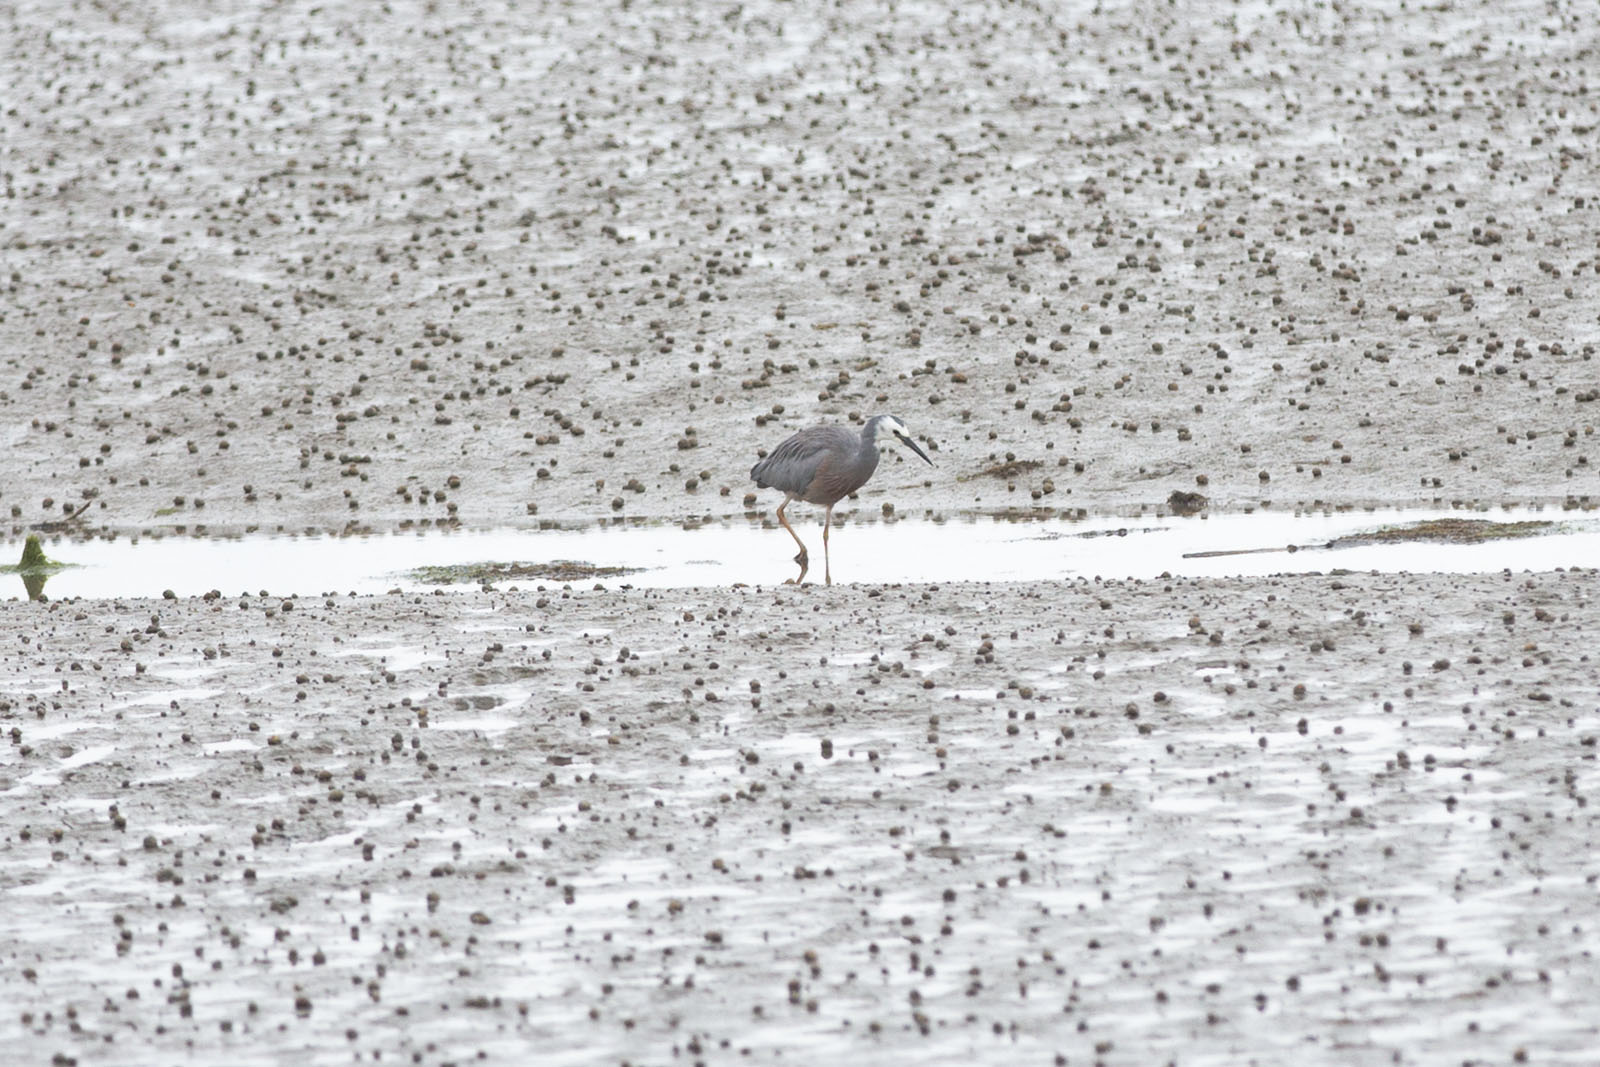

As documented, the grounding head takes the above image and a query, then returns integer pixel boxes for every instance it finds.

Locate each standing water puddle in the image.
[5,506,1597,599]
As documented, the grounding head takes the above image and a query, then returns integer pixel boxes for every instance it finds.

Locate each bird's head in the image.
[878,415,934,467]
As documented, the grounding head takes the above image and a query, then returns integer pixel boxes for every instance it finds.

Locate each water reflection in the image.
[2,535,67,601]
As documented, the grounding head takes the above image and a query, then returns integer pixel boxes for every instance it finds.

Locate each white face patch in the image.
[882,416,909,437]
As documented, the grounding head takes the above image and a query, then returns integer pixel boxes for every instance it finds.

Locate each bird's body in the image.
[752,424,881,506]
[750,414,933,584]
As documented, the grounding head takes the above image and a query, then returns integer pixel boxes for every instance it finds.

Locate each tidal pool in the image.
[6,506,1596,600]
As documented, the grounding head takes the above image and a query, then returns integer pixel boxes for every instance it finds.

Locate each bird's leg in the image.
[822,505,833,586]
[776,499,809,564]
[777,498,809,584]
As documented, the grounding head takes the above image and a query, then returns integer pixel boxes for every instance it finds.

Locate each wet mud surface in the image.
[1,0,1596,537]
[4,0,1600,1063]
[4,573,1599,1065]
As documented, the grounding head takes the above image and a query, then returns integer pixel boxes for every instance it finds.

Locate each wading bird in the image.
[750,414,934,584]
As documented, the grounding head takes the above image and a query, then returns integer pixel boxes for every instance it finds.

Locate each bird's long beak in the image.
[895,431,935,467]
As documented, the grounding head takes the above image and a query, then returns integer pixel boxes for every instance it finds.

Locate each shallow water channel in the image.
[8,506,1597,600]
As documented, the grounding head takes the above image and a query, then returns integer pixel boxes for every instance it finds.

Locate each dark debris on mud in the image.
[1330,517,1556,547]
[2,0,1597,536]
[976,459,1044,480]
[410,559,642,584]
[4,571,1599,1065]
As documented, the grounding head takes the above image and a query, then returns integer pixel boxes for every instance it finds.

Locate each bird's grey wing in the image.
[751,426,852,493]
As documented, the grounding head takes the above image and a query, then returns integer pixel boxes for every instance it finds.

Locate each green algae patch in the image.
[21,536,52,570]
[1330,518,1554,548]
[408,560,642,585]
[3,536,79,601]
[3,535,74,575]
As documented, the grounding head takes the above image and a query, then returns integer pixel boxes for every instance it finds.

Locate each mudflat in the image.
[5,572,1599,1065]
[2,0,1594,533]
[2,0,1598,1064]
